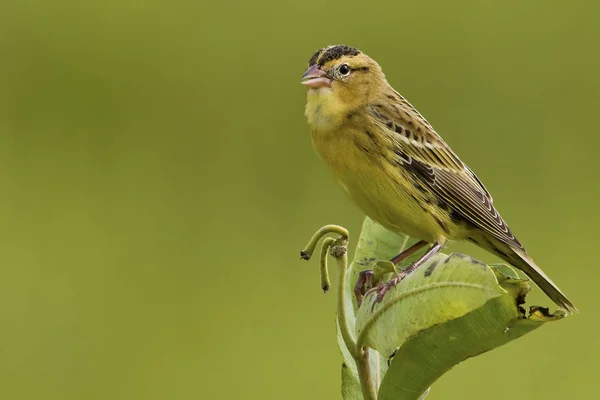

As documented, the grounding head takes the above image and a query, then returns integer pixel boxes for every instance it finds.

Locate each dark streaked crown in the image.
[308,45,361,67]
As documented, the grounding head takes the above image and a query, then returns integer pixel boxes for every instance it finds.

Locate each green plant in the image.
[301,218,566,400]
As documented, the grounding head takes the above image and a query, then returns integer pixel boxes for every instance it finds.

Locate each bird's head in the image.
[301,45,387,129]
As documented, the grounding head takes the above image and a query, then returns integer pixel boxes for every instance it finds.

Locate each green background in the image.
[1,0,597,398]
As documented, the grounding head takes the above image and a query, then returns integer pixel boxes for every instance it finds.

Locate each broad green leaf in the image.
[338,218,565,400]
[341,361,362,400]
[376,266,565,400]
[357,252,507,357]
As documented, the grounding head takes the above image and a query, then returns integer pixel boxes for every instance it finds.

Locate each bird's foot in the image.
[354,270,376,307]
[372,271,408,309]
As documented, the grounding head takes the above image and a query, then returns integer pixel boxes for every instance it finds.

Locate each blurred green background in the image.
[0,0,598,399]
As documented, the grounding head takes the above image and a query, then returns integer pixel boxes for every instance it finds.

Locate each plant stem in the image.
[335,251,357,352]
[300,225,349,260]
[334,248,377,400]
[301,225,377,400]
[319,237,335,293]
[356,346,377,400]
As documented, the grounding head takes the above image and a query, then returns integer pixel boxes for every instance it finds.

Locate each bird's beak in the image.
[301,65,331,88]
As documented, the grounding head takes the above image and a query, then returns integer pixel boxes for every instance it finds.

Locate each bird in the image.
[301,44,576,313]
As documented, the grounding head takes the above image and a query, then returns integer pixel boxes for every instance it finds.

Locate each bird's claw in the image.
[371,272,407,311]
[354,270,376,307]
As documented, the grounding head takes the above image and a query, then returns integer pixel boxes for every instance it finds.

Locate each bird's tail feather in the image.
[502,246,576,314]
[472,236,577,314]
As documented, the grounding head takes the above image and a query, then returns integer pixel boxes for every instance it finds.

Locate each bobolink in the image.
[301,45,575,313]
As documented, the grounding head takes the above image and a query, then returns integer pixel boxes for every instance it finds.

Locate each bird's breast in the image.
[310,125,457,243]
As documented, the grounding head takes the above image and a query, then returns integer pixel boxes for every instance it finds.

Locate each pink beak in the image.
[301,65,332,88]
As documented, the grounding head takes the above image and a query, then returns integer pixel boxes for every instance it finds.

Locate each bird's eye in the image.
[339,64,350,75]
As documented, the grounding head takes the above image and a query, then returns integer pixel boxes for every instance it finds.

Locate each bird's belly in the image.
[335,166,455,243]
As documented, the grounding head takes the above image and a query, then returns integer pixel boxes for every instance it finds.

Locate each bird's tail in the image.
[474,237,577,314]
[507,248,577,314]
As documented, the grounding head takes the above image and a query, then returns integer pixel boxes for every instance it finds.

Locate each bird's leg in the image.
[353,270,374,307]
[353,240,428,307]
[390,240,428,264]
[374,241,443,305]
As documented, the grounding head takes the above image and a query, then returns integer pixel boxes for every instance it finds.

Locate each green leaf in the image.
[340,218,565,400]
[357,252,507,358]
[342,360,362,400]
[338,320,362,400]
[375,265,565,400]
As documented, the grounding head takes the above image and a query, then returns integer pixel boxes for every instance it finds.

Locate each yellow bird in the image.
[301,45,576,313]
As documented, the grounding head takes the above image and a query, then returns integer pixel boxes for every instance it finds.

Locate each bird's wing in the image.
[367,100,521,249]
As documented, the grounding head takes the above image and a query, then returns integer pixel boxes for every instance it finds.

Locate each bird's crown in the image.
[308,45,362,67]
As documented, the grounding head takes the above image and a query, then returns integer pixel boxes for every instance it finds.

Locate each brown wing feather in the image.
[368,99,464,172]
[369,99,522,249]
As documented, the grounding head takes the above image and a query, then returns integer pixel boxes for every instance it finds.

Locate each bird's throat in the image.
[305,88,346,133]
